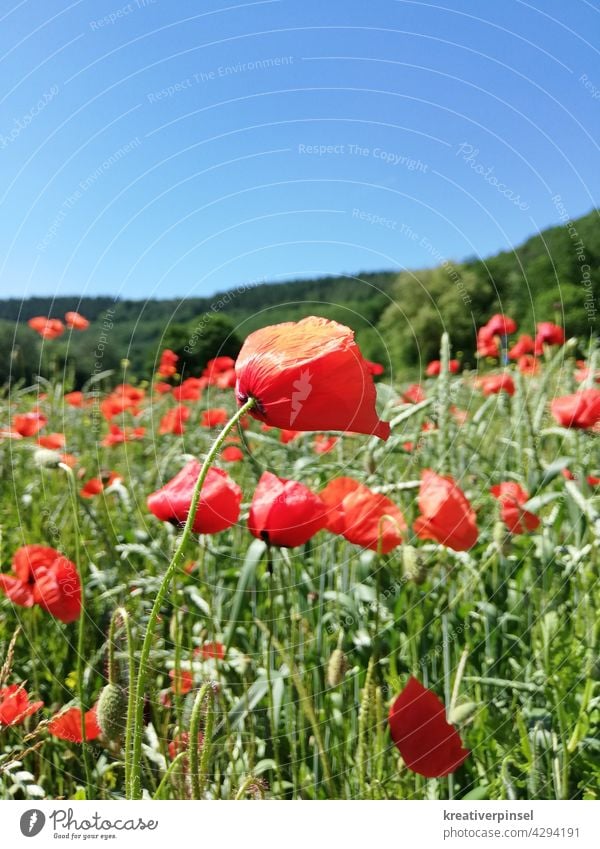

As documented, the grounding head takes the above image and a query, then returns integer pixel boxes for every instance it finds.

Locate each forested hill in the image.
[1,210,597,387]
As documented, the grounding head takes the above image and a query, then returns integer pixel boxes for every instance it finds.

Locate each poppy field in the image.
[0,310,599,801]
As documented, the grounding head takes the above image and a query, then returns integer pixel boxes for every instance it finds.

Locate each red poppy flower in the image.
[402,384,426,404]
[37,432,66,450]
[221,445,244,462]
[535,322,564,350]
[79,472,121,499]
[248,471,327,548]
[484,314,517,336]
[551,389,600,429]
[203,356,236,385]
[80,478,104,498]
[588,475,600,486]
[148,461,242,534]
[490,482,540,534]
[388,677,470,777]
[477,374,515,396]
[279,428,300,444]
[365,360,385,376]
[154,381,173,395]
[200,408,228,428]
[320,477,406,554]
[64,391,85,407]
[65,311,90,331]
[313,434,338,454]
[517,355,539,376]
[413,470,478,551]
[101,385,144,420]
[425,360,460,377]
[12,412,47,437]
[28,316,65,339]
[172,377,205,402]
[48,706,101,742]
[0,684,43,727]
[196,641,226,660]
[508,334,535,359]
[235,317,390,440]
[476,326,499,358]
[0,545,81,623]
[157,349,179,377]
[169,669,193,695]
[101,425,145,446]
[159,405,190,436]
[215,368,237,389]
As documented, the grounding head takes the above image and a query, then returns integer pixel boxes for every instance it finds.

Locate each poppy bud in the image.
[327,648,348,688]
[97,683,128,742]
[402,545,427,584]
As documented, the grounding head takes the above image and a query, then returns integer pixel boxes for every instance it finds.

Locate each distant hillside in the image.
[1,211,597,387]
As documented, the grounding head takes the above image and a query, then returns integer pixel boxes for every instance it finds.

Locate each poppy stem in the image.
[128,398,256,799]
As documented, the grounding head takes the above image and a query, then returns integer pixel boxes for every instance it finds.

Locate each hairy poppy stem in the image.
[106,607,135,796]
[188,681,214,799]
[128,398,255,799]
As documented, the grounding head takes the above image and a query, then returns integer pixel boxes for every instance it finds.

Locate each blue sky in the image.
[0,0,599,300]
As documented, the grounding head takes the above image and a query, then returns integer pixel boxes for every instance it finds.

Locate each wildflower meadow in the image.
[0,310,598,801]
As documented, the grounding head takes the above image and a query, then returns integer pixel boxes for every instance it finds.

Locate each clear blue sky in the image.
[1,0,599,301]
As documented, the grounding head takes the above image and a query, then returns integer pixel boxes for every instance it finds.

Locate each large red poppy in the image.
[550,389,600,430]
[490,482,540,534]
[235,317,390,440]
[147,461,242,534]
[0,684,43,727]
[388,677,470,777]
[248,471,327,547]
[48,706,101,742]
[320,477,406,554]
[413,470,478,551]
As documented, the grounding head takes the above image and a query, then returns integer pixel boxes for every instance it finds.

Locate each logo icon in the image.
[20,810,45,837]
